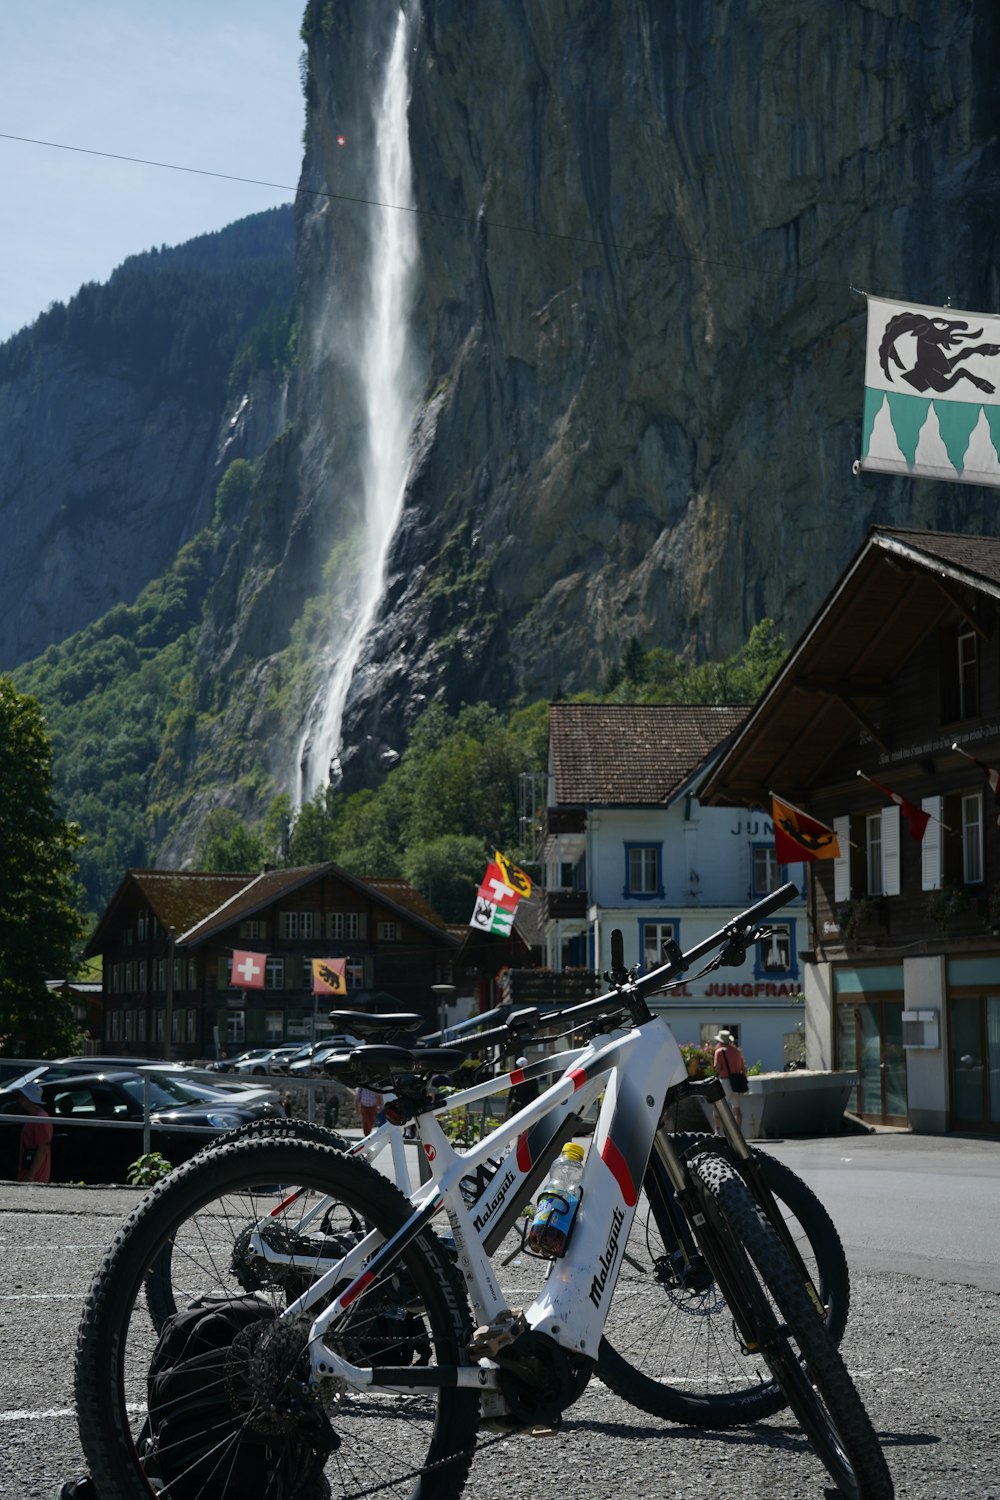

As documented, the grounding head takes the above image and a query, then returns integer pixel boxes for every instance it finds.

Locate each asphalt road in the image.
[1,1132,998,1500]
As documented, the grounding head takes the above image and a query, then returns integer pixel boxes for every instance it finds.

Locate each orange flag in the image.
[311,958,347,995]
[771,795,841,864]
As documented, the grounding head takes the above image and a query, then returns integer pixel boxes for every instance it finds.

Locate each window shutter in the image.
[921,796,943,891]
[881,804,901,896]
[833,816,851,903]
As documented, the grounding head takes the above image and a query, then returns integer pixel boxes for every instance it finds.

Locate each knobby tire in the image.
[597,1135,850,1426]
[75,1137,479,1500]
[687,1149,892,1499]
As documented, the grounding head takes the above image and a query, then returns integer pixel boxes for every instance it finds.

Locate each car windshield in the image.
[117,1074,205,1110]
[142,1072,233,1103]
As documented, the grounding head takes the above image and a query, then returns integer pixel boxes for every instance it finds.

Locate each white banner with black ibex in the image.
[859,294,1000,488]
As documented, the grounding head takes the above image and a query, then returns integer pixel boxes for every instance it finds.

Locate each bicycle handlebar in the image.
[337,883,801,1079]
[534,881,800,1034]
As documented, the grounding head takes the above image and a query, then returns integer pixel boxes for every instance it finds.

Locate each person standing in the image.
[15,1082,53,1183]
[712,1030,748,1128]
[356,1085,383,1136]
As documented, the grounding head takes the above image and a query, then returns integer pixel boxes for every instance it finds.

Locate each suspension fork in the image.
[665,1077,826,1315]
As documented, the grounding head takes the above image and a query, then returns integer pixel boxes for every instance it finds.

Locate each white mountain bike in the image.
[74,883,893,1500]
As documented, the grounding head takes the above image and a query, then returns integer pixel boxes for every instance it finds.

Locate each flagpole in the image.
[770,789,856,849]
[856,770,951,831]
[767,790,825,824]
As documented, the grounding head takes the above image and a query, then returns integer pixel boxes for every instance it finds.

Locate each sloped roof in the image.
[85,870,253,955]
[87,865,458,955]
[549,702,749,806]
[698,525,1000,807]
[179,864,458,948]
[363,878,452,932]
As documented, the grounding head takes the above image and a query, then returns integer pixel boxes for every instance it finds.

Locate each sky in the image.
[0,2,306,342]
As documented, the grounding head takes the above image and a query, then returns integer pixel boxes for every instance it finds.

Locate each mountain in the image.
[200,0,1000,802]
[0,207,295,669]
[8,0,1000,901]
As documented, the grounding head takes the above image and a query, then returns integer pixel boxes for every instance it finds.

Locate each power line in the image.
[0,128,860,298]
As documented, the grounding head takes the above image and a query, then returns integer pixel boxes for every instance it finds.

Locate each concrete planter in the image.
[739,1070,860,1139]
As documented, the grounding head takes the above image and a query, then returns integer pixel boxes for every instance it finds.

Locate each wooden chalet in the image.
[698,526,1000,1133]
[85,865,459,1059]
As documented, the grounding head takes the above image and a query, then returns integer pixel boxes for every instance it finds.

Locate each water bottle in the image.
[527,1142,585,1257]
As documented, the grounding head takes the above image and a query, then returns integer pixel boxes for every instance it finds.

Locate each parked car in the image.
[230,1045,303,1076]
[0,1070,283,1183]
[269,1044,313,1075]
[1,1056,165,1094]
[286,1035,362,1080]
[134,1067,280,1109]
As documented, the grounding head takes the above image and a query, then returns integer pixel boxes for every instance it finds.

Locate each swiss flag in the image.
[231,950,267,989]
[477,861,521,911]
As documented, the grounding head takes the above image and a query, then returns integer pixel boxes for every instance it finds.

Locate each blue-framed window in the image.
[751,843,780,896]
[640,919,679,973]
[753,919,797,978]
[624,842,664,900]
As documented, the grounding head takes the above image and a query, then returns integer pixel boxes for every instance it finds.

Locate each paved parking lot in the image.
[2,1136,999,1499]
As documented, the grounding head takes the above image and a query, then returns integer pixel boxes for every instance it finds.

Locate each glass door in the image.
[950,993,1000,1129]
[837,997,908,1125]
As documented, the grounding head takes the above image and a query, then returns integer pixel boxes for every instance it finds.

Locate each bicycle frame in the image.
[270,1015,689,1397]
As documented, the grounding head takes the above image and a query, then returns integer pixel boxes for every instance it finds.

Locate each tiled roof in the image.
[87,865,458,954]
[179,865,458,948]
[549,703,749,806]
[179,866,328,942]
[877,527,1000,588]
[364,878,451,932]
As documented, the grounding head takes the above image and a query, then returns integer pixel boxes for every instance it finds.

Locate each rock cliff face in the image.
[10,2,1000,866]
[247,0,1000,796]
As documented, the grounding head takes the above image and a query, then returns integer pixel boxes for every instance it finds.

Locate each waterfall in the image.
[297,5,419,803]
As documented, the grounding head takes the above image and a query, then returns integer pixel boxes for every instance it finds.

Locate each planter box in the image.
[659,1070,859,1138]
[740,1070,860,1139]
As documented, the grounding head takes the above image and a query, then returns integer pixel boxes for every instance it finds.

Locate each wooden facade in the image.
[85,865,459,1060]
[699,527,1000,1133]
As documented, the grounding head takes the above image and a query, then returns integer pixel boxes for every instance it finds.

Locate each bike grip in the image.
[738,881,799,925]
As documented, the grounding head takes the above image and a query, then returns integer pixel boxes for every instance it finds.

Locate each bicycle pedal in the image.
[469,1307,526,1357]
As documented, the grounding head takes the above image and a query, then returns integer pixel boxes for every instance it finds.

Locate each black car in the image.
[0,1070,283,1183]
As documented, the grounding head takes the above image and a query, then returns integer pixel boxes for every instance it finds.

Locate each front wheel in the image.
[688,1150,893,1499]
[598,1137,850,1426]
[75,1137,479,1500]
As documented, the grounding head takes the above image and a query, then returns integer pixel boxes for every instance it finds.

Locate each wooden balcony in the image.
[542,888,589,921]
[499,968,597,1007]
[542,806,587,841]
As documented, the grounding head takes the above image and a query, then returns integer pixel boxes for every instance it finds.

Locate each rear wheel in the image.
[76,1137,479,1500]
[598,1137,849,1426]
[687,1150,892,1498]
[145,1116,351,1329]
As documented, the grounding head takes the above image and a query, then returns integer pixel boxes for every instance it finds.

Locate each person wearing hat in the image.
[712,1030,748,1127]
[15,1081,53,1183]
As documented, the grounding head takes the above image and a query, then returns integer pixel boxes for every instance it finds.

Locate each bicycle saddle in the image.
[322,1043,469,1084]
[328,1009,424,1038]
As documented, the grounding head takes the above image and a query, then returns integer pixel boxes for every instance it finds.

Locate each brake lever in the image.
[718,922,772,967]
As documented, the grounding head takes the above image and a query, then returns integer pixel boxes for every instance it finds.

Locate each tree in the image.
[0,677,88,1055]
[194,808,265,873]
[403,835,487,923]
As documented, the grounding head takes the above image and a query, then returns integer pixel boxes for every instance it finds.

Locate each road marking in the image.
[0,1292,81,1300]
[0,1402,146,1422]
